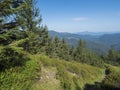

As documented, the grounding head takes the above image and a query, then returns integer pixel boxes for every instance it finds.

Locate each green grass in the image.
[102,64,120,89]
[32,54,105,90]
[32,66,61,90]
[1,53,119,90]
[0,54,41,90]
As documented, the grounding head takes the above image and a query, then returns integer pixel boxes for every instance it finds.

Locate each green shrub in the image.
[0,54,41,90]
[102,67,120,89]
[56,65,74,90]
[0,46,29,71]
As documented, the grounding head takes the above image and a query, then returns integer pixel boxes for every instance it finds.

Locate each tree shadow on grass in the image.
[84,82,120,90]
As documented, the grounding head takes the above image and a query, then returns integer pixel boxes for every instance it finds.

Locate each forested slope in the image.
[0,0,120,90]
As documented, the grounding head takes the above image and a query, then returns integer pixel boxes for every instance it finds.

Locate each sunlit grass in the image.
[0,54,41,90]
[34,54,105,89]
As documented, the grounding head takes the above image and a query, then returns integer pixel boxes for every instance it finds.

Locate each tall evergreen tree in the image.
[69,46,75,59]
[0,0,30,70]
[0,0,26,45]
[13,0,49,54]
[105,48,120,65]
[107,48,117,61]
[59,38,70,60]
[74,39,86,61]
[0,0,24,33]
[52,36,60,57]
[16,0,42,32]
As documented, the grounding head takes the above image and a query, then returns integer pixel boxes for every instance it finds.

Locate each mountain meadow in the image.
[0,0,120,90]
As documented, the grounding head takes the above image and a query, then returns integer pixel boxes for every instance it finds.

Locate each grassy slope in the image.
[1,52,119,90]
[0,53,41,90]
[32,55,105,90]
[32,66,61,90]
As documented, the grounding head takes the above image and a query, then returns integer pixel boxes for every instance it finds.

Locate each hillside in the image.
[49,31,120,55]
[1,52,120,90]
[0,52,105,90]
[0,0,120,90]
[98,33,120,48]
[32,55,105,90]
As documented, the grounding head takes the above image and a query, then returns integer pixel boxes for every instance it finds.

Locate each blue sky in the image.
[38,0,120,33]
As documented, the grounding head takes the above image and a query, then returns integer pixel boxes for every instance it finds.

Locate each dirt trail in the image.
[33,66,61,90]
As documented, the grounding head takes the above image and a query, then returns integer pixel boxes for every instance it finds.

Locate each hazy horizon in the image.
[38,0,120,33]
[49,30,120,33]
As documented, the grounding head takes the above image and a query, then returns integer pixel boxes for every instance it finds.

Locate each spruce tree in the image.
[13,0,49,54]
[59,38,70,60]
[0,0,30,70]
[53,36,60,57]
[74,39,86,61]
[106,48,120,65]
[0,0,26,45]
[16,0,42,32]
[0,0,24,33]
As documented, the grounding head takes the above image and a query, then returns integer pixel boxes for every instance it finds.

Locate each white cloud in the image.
[72,17,88,21]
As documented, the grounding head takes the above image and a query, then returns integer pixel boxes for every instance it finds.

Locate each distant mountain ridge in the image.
[49,30,120,55]
[75,31,120,36]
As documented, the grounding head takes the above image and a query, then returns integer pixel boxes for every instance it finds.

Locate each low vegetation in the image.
[0,54,41,90]
[33,55,104,90]
[0,0,120,90]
